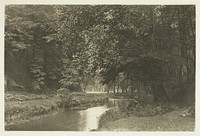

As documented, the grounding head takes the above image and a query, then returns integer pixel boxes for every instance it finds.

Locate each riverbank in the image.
[5,91,108,130]
[98,109,195,131]
[98,101,195,131]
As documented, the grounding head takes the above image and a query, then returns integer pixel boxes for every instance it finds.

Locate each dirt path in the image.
[99,109,195,131]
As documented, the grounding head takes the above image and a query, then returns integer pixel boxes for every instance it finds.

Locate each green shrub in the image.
[127,101,178,117]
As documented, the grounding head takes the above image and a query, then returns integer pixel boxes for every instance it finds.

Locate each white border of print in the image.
[0,0,199,136]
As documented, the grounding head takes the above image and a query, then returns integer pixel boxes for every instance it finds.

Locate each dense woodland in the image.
[5,5,195,103]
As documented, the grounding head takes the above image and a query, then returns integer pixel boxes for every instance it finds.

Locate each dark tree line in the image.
[5,5,195,102]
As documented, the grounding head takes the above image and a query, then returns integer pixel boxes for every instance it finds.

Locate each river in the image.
[7,99,130,131]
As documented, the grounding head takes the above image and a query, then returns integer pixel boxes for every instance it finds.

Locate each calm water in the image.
[7,99,129,131]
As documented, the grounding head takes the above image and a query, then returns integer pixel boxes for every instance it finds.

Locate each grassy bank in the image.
[98,110,195,131]
[98,101,195,131]
[108,93,138,99]
[5,91,108,129]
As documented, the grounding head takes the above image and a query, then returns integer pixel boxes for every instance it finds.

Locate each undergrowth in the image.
[98,101,180,129]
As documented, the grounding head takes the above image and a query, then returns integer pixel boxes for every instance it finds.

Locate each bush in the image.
[179,105,195,117]
[98,101,179,129]
[56,88,71,97]
[127,101,178,116]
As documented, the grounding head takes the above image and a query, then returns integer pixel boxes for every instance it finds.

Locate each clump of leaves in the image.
[5,92,49,102]
[188,105,195,117]
[30,63,46,90]
[127,101,178,117]
[179,105,195,117]
[56,88,71,97]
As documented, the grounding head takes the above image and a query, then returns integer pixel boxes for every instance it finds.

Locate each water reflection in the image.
[7,99,130,131]
[84,106,108,130]
[8,109,82,131]
[108,98,130,110]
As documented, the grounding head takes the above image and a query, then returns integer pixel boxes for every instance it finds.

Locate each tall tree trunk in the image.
[32,44,35,59]
[113,81,116,93]
[130,79,134,94]
[117,83,119,93]
[151,83,169,102]
[177,64,184,101]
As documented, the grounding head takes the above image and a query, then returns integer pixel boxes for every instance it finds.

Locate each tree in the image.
[5,5,195,102]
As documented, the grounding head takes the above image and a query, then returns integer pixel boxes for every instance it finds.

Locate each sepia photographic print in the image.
[2,0,198,134]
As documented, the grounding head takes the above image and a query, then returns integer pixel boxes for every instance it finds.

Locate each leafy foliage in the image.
[5,5,195,103]
[127,101,178,116]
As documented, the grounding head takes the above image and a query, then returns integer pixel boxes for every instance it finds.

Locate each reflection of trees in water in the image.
[108,99,130,109]
[9,100,131,131]
[9,109,82,131]
[85,107,108,130]
[9,106,110,131]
